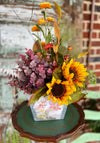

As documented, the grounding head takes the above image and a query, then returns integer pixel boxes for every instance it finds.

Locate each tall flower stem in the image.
[45,8,47,43]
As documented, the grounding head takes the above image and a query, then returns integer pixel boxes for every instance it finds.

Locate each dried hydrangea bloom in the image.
[8,49,54,94]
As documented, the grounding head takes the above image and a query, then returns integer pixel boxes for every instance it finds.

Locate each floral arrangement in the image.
[8,2,89,106]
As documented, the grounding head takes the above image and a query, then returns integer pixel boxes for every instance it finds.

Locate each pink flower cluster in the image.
[8,49,53,94]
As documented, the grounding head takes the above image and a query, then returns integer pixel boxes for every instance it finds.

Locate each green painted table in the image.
[11,101,85,142]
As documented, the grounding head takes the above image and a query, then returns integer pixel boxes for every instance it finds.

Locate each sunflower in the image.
[31,25,40,32]
[46,77,75,105]
[40,2,51,9]
[38,18,46,24]
[62,59,89,88]
[47,17,54,22]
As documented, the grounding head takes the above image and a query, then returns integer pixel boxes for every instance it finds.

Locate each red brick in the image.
[93,23,100,29]
[94,71,100,77]
[90,49,94,54]
[94,14,98,20]
[96,49,100,54]
[83,32,89,38]
[87,86,100,91]
[86,41,89,47]
[83,49,94,54]
[83,3,87,11]
[92,41,100,46]
[95,64,100,69]
[89,65,94,70]
[95,0,100,2]
[84,14,97,21]
[83,14,91,20]
[92,32,97,38]
[87,23,90,29]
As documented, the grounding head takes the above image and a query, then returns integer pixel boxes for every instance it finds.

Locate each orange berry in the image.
[68,46,72,50]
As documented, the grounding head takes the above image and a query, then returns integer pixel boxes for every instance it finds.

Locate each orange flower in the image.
[41,42,45,47]
[41,42,45,50]
[40,2,51,9]
[31,25,40,32]
[47,17,54,22]
[38,18,46,24]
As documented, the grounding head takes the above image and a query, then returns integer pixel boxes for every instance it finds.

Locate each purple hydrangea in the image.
[8,49,54,94]
[36,78,44,88]
[30,60,37,69]
[23,66,32,76]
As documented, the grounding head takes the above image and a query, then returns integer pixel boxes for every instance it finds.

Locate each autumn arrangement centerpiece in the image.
[8,2,89,121]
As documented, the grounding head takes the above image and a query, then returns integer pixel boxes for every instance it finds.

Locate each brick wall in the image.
[83,0,100,91]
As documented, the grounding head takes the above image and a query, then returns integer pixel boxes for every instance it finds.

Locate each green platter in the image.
[11,101,84,142]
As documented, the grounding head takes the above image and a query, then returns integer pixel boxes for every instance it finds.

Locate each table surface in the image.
[11,101,85,142]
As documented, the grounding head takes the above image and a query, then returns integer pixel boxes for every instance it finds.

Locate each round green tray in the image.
[11,101,84,142]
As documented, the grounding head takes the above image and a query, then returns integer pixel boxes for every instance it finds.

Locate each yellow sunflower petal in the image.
[62,62,66,70]
[76,82,83,87]
[52,96,57,103]
[56,79,61,84]
[69,73,74,79]
[68,96,72,100]
[51,76,56,85]
[48,95,51,100]
[46,83,51,88]
[46,88,52,95]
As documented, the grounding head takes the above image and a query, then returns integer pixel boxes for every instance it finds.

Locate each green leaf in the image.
[68,90,86,105]
[36,24,44,36]
[52,66,62,80]
[41,11,46,21]
[58,52,64,64]
[32,33,41,40]
[28,86,47,105]
[45,31,52,44]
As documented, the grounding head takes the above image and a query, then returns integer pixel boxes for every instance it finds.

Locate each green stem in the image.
[45,8,47,42]
[47,21,50,32]
[56,53,58,63]
[32,33,40,40]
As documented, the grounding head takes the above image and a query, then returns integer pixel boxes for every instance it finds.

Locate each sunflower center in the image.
[69,68,76,80]
[51,83,65,98]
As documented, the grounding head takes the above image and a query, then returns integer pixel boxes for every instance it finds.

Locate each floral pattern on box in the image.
[30,96,67,121]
